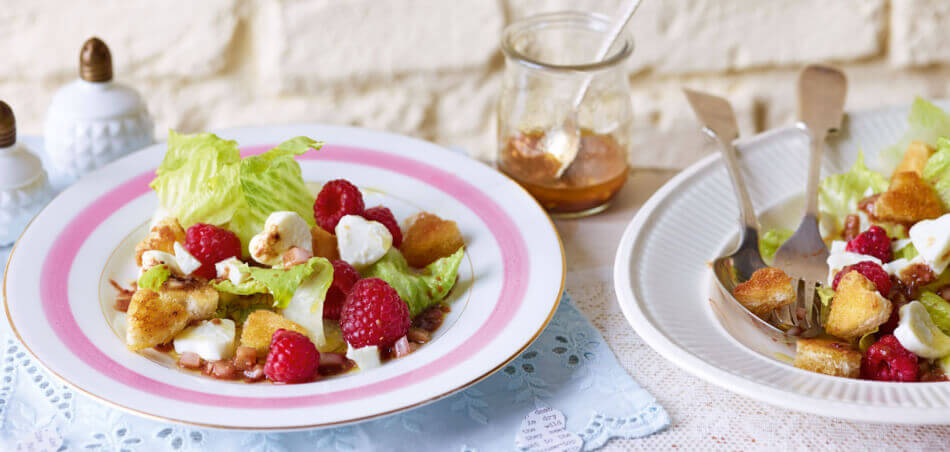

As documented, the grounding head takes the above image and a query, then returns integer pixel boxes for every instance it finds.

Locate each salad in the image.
[114,131,466,384]
[732,98,950,382]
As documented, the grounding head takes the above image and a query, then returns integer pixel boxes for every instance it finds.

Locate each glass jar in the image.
[498,12,633,217]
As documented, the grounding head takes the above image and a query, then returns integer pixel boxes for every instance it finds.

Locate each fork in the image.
[772,65,847,332]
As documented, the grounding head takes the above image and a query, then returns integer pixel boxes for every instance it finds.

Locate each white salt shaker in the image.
[0,101,52,246]
[45,37,153,184]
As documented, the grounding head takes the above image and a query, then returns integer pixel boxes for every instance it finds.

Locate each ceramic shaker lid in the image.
[0,101,45,190]
[80,37,113,82]
[0,100,14,148]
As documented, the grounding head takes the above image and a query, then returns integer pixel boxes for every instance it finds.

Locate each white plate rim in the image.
[4,124,566,430]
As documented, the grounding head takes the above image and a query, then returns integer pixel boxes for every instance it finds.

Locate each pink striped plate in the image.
[3,125,564,430]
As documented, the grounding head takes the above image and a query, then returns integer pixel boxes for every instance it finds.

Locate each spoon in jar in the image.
[545,0,643,178]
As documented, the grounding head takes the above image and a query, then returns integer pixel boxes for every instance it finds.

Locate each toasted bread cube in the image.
[125,279,218,351]
[732,268,796,316]
[310,225,339,260]
[135,217,186,266]
[126,289,190,351]
[161,277,219,319]
[240,310,308,356]
[873,172,944,223]
[894,140,936,178]
[825,272,892,340]
[400,212,465,267]
[794,338,862,378]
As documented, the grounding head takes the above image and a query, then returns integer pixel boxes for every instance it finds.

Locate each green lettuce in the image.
[818,152,889,239]
[894,242,919,261]
[249,258,332,309]
[817,286,835,327]
[212,257,333,309]
[919,291,950,335]
[925,270,950,293]
[817,287,835,306]
[858,329,878,353]
[363,248,464,317]
[214,293,274,325]
[150,131,243,227]
[924,138,950,209]
[759,229,793,265]
[229,138,322,247]
[877,97,950,174]
[150,131,322,252]
[137,265,171,291]
[280,259,335,348]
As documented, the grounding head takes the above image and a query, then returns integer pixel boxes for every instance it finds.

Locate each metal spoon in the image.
[545,0,643,178]
[683,88,782,333]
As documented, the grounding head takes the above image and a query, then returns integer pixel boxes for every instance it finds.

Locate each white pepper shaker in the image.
[45,37,154,184]
[0,101,52,246]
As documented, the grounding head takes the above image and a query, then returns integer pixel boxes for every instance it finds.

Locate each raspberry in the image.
[832,261,892,297]
[340,278,410,348]
[324,260,361,320]
[846,226,892,262]
[184,223,242,279]
[860,334,918,382]
[314,179,364,232]
[361,206,402,247]
[264,329,319,384]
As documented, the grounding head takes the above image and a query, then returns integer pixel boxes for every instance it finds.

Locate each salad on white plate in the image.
[732,97,950,382]
[115,131,466,384]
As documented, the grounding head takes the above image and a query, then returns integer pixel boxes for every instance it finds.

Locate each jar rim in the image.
[501,11,634,72]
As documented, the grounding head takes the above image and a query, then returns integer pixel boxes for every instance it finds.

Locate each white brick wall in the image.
[1,0,948,169]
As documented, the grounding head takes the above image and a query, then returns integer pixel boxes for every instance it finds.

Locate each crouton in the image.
[311,225,339,260]
[240,310,308,356]
[162,277,219,319]
[400,212,465,267]
[873,172,944,223]
[134,217,186,266]
[732,267,796,316]
[125,279,219,351]
[893,140,935,178]
[794,338,862,378]
[825,271,892,340]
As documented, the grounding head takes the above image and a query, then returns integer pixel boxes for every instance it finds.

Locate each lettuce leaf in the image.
[894,242,919,261]
[924,269,950,293]
[229,138,322,247]
[213,293,273,325]
[924,138,950,209]
[247,257,332,309]
[150,131,243,227]
[137,265,171,291]
[212,257,332,309]
[149,132,322,252]
[877,97,950,174]
[817,287,835,306]
[817,286,835,327]
[858,329,878,353]
[818,152,889,239]
[759,229,793,265]
[363,248,464,317]
[919,291,950,335]
[280,258,334,348]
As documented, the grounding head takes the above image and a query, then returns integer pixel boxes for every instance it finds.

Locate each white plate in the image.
[3,124,564,430]
[614,101,950,424]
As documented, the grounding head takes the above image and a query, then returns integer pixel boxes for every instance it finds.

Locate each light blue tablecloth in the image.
[0,138,669,451]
